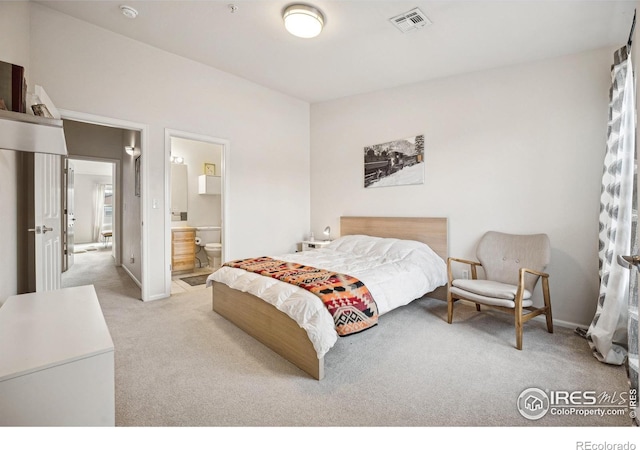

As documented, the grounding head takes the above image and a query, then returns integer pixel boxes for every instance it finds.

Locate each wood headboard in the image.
[340,216,448,261]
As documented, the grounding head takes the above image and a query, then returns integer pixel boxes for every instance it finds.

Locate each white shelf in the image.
[0,109,67,155]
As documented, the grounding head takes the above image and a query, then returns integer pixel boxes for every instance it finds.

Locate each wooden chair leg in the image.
[514,294,524,350]
[515,314,523,350]
[447,291,454,324]
[542,277,553,333]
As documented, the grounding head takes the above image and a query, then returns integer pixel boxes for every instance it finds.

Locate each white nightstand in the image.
[299,240,332,251]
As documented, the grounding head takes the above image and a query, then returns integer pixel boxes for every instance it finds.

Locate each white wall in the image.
[0,2,30,303]
[0,147,18,303]
[28,4,310,300]
[311,48,613,327]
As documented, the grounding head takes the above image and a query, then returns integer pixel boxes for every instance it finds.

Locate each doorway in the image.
[165,129,230,296]
[62,158,116,281]
[58,112,146,298]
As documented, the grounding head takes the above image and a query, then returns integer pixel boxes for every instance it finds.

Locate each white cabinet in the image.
[198,175,221,195]
[0,285,115,426]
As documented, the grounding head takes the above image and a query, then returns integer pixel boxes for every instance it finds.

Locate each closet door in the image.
[33,153,62,291]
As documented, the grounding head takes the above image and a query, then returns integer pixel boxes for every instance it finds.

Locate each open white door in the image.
[33,153,62,291]
[62,158,75,272]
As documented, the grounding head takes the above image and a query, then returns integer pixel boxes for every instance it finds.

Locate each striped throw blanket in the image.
[224,257,378,336]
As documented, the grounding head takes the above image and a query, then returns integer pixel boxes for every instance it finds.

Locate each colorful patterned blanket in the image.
[224,257,378,336]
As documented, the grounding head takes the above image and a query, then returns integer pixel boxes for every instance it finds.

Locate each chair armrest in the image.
[448,257,482,267]
[519,267,549,278]
[447,257,483,284]
[515,267,550,304]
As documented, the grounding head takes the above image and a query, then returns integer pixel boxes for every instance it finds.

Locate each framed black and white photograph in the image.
[364,134,425,188]
[134,156,141,197]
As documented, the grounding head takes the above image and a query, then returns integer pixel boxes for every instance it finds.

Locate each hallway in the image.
[61,244,140,301]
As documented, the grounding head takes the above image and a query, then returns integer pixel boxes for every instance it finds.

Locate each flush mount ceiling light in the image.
[120,5,138,19]
[283,4,324,38]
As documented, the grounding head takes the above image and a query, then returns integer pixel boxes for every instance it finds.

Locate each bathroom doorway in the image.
[165,129,229,296]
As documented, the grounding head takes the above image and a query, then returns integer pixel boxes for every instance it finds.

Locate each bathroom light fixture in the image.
[283,4,324,38]
[120,5,138,19]
[170,155,184,164]
[125,146,135,155]
[323,226,331,241]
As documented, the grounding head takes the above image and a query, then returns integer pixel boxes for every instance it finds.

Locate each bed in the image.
[206,216,448,380]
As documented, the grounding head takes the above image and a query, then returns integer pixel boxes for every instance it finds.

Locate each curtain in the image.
[587,46,638,397]
[92,183,106,242]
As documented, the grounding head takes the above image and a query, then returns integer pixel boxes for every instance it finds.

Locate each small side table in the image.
[101,231,112,247]
[299,240,332,251]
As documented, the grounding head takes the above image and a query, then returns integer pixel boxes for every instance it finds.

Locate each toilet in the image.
[197,227,222,268]
[205,242,222,268]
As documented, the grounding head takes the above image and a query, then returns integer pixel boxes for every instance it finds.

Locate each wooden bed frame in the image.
[211,216,448,380]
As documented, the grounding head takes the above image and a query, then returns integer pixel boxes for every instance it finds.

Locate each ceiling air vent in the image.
[389,7,432,33]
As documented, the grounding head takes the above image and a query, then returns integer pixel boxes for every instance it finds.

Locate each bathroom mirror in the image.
[170,163,188,221]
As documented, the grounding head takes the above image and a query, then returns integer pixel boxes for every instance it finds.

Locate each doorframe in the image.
[59,109,150,301]
[164,128,230,297]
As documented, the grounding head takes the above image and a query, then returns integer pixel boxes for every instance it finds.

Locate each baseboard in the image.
[121,264,141,288]
[146,293,170,302]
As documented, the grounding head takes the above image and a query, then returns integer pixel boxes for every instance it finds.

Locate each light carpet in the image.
[60,248,634,429]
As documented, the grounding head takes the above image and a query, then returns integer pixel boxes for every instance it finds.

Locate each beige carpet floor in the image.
[55,247,637,445]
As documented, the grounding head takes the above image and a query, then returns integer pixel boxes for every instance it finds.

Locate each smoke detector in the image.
[389,7,431,33]
[120,5,138,19]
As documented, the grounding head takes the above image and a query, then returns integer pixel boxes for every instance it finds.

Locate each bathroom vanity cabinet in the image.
[172,227,196,273]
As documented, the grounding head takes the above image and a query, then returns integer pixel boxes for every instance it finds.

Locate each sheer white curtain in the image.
[587,46,637,394]
[92,184,107,242]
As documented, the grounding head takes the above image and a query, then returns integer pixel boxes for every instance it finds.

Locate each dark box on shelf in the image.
[0,61,26,113]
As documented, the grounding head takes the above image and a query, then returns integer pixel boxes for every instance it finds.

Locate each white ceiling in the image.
[35,0,636,103]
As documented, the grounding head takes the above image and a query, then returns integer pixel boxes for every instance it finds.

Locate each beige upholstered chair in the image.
[446,231,553,349]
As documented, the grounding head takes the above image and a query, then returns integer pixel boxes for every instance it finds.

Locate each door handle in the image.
[27,225,53,235]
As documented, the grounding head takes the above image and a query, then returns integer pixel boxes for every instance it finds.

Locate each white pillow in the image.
[328,234,442,262]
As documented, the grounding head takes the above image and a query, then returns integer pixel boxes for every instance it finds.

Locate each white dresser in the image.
[0,285,115,426]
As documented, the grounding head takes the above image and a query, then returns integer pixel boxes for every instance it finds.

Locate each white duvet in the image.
[206,234,447,359]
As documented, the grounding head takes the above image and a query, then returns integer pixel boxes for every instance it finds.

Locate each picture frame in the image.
[135,156,141,197]
[364,134,425,188]
[31,103,53,118]
[204,163,216,176]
